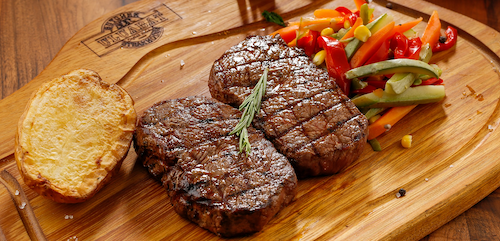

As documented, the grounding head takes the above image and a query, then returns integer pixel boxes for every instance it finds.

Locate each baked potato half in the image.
[15,69,136,203]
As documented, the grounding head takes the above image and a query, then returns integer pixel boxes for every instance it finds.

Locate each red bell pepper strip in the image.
[365,39,390,65]
[318,36,351,95]
[390,32,408,59]
[297,30,319,56]
[432,26,458,52]
[407,37,422,59]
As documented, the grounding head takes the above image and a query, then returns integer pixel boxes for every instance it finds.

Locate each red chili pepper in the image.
[432,26,458,52]
[407,37,422,59]
[335,6,352,15]
[365,39,390,65]
[418,77,444,85]
[349,10,359,26]
[335,6,358,26]
[390,32,408,59]
[297,31,320,56]
[317,36,352,95]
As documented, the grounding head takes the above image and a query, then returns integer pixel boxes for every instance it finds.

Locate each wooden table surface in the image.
[1,0,499,240]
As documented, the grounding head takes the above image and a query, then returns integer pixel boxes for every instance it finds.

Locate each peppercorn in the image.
[439,36,447,43]
[397,188,406,198]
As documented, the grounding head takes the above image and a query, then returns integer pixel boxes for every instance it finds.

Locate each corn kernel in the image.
[401,134,413,148]
[321,27,334,36]
[344,19,351,29]
[354,25,371,42]
[373,88,384,98]
[368,114,381,124]
[312,50,326,66]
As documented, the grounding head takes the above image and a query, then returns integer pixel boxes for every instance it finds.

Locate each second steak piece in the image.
[209,35,369,178]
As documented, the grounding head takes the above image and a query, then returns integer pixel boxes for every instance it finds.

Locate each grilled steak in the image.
[134,96,297,237]
[209,35,369,178]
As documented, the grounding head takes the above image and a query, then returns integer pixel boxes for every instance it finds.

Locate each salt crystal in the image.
[15,190,19,195]
[180,60,185,68]
[192,31,197,35]
[450,165,454,168]
[425,178,429,182]
[19,202,26,210]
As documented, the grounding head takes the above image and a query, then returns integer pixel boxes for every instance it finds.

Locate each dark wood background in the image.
[1,0,499,240]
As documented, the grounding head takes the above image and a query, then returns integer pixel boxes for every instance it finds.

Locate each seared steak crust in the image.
[134,96,297,237]
[209,35,369,178]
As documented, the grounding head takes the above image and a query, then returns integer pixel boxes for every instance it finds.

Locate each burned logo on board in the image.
[82,4,181,57]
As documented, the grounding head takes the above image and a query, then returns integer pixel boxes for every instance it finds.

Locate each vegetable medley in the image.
[269,0,457,150]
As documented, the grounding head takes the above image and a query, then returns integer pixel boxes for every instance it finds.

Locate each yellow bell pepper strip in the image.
[350,21,395,68]
[289,17,344,31]
[393,17,423,34]
[314,9,343,18]
[367,105,417,140]
[271,25,299,43]
[318,36,352,95]
[341,17,363,41]
[421,10,441,48]
[432,26,458,52]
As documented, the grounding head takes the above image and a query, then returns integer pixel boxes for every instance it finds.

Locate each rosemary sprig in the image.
[230,67,269,154]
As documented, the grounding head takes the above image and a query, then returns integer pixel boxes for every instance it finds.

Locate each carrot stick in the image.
[341,17,363,40]
[354,0,367,10]
[289,17,343,27]
[421,11,441,48]
[271,25,299,43]
[314,9,342,18]
[350,21,395,68]
[393,17,423,34]
[367,105,417,140]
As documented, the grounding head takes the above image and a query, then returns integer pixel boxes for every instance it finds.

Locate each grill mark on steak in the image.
[134,96,297,237]
[209,35,369,178]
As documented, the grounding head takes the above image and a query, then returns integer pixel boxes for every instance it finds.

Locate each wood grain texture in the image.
[1,0,500,240]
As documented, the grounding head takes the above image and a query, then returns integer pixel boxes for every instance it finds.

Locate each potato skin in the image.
[15,69,136,203]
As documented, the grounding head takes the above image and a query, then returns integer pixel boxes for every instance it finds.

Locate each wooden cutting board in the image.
[1,0,500,240]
